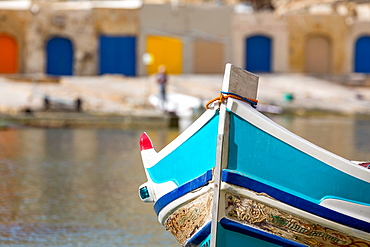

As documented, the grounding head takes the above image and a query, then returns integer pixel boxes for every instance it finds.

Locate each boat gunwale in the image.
[154,169,213,216]
[156,183,214,225]
[148,109,217,167]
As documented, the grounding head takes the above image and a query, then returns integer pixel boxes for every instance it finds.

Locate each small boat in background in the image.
[139,64,370,247]
[149,92,204,117]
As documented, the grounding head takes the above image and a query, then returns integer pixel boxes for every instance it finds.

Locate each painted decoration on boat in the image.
[225,192,370,247]
[164,192,213,246]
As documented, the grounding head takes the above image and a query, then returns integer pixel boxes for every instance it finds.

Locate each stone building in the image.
[139,3,233,75]
[275,1,370,75]
[27,1,140,76]
[0,1,140,76]
[285,14,349,74]
[0,2,29,74]
[1,0,370,77]
[231,11,288,73]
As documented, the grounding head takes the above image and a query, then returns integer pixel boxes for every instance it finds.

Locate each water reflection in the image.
[0,128,179,246]
[354,119,370,154]
[0,114,369,246]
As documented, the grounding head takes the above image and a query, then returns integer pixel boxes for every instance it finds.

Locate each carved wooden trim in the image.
[164,192,213,246]
[226,193,370,246]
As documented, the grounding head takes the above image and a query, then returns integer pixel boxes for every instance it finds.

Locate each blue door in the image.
[99,36,136,76]
[46,37,73,76]
[354,36,370,73]
[245,35,272,72]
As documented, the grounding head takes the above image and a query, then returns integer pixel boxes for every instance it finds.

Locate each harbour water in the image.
[0,114,369,246]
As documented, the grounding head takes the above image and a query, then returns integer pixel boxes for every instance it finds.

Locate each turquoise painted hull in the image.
[228,112,370,206]
[147,113,219,187]
[139,64,370,247]
[217,223,283,247]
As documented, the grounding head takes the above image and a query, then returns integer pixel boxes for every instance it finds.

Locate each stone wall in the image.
[23,3,139,75]
[0,9,29,73]
[347,20,370,73]
[25,4,96,75]
[285,14,349,74]
[232,12,288,72]
[139,3,232,75]
[0,2,368,76]
[93,8,139,35]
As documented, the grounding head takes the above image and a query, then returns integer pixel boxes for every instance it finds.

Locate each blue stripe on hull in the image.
[185,221,212,247]
[147,114,219,187]
[217,218,304,247]
[228,113,370,207]
[154,170,213,215]
[222,170,370,232]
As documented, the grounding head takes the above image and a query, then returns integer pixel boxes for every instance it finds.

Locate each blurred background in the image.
[2,0,370,77]
[1,0,370,246]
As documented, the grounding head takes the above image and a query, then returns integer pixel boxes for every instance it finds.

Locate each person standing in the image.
[156,65,167,110]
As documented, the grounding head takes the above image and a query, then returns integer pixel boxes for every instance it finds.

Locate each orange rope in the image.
[206,92,258,109]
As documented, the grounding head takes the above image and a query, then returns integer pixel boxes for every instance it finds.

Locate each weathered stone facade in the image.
[0,8,29,73]
[232,12,288,73]
[139,3,232,75]
[0,1,370,76]
[24,3,139,75]
[26,4,96,75]
[285,14,349,74]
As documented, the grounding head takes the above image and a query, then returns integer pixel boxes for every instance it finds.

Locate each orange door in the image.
[0,35,18,73]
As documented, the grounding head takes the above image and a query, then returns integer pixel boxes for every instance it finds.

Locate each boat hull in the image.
[139,64,370,247]
[218,182,370,246]
[159,177,370,246]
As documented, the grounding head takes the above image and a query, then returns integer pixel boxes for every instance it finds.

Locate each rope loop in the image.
[206,91,258,109]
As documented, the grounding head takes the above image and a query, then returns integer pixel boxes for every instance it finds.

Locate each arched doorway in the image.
[146,36,182,74]
[354,36,370,73]
[245,35,272,72]
[99,35,137,76]
[0,34,18,73]
[46,37,73,76]
[305,36,331,74]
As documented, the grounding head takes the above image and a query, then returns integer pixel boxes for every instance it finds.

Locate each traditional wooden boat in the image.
[138,64,370,247]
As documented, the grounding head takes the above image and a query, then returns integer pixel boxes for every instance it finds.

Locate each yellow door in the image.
[146,36,182,74]
[0,34,18,73]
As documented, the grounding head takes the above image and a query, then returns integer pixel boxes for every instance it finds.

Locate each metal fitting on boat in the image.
[139,182,154,202]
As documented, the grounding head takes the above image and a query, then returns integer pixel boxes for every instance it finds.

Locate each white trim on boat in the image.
[320,198,370,223]
[227,99,370,183]
[157,184,214,224]
[154,181,178,202]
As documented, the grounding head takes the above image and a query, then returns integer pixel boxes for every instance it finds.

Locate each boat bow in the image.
[138,63,370,247]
